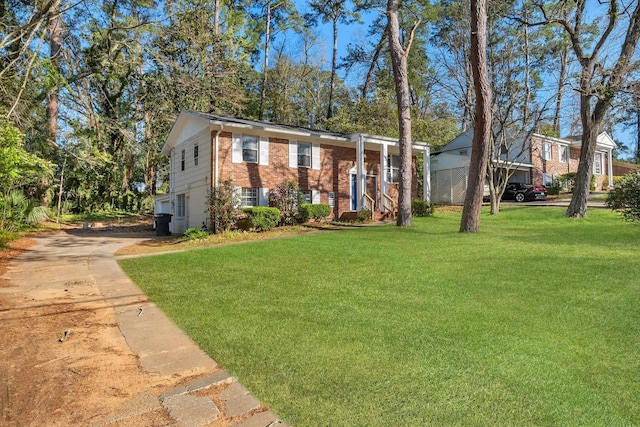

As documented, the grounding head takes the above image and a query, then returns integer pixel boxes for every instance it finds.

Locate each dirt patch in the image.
[0,235,178,426]
[0,238,36,288]
[434,205,464,213]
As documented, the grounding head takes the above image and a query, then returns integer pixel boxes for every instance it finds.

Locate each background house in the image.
[430,129,616,205]
[155,111,431,234]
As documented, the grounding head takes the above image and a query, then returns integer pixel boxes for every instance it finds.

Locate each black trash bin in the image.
[154,213,173,236]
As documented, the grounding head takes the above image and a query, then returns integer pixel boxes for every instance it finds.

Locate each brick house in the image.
[155,111,431,234]
[430,129,616,204]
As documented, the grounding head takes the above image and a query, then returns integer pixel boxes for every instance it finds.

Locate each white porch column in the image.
[607,148,614,189]
[356,134,365,210]
[381,143,388,199]
[214,130,220,187]
[423,145,431,203]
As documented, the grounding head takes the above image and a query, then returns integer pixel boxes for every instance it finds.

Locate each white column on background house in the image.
[608,148,614,189]
[423,145,431,203]
[381,143,388,199]
[356,134,365,210]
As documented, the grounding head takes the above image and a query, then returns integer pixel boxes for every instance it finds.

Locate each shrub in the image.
[269,180,305,225]
[1,190,49,231]
[606,171,640,221]
[355,209,372,223]
[546,183,561,196]
[555,172,596,192]
[411,199,434,216]
[558,172,576,192]
[300,203,331,222]
[184,227,209,240]
[208,179,243,234]
[243,207,280,231]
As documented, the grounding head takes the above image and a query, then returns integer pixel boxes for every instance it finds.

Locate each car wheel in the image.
[515,192,525,202]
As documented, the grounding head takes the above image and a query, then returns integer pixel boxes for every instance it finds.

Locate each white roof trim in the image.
[161,110,431,156]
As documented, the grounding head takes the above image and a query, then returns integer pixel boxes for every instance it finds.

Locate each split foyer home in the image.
[155,111,432,234]
[430,129,616,204]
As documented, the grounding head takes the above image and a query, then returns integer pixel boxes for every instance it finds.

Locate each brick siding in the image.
[212,131,416,218]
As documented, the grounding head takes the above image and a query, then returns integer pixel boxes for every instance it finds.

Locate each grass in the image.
[0,229,20,251]
[119,207,640,426]
[115,226,321,256]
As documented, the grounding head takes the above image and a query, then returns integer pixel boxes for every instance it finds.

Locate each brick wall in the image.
[530,136,577,186]
[212,131,417,217]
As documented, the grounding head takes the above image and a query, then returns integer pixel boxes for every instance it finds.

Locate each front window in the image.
[242,188,257,207]
[298,143,311,168]
[303,190,312,204]
[559,145,569,163]
[176,194,185,217]
[594,153,603,174]
[242,135,258,163]
[181,149,185,171]
[194,144,199,166]
[542,143,551,160]
[387,155,401,183]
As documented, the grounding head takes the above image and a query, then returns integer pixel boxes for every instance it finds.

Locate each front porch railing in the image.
[383,194,397,219]
[364,193,375,212]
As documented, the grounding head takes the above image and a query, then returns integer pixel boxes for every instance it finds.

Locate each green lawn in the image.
[119,207,640,426]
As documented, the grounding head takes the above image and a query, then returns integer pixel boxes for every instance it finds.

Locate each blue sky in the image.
[287,1,637,157]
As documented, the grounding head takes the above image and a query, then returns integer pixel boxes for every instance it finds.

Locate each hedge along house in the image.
[154,111,432,234]
[430,128,616,205]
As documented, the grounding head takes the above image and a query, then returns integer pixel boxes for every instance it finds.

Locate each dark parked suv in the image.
[502,183,547,202]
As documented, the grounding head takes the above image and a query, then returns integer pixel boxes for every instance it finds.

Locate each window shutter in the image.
[312,143,320,170]
[232,133,242,163]
[312,190,321,204]
[259,188,269,206]
[289,141,298,168]
[259,136,269,165]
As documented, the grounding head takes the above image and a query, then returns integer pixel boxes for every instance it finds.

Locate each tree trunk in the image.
[553,46,568,136]
[460,0,491,233]
[213,0,220,36]
[487,161,501,215]
[47,11,60,146]
[258,1,271,121]
[43,8,61,208]
[566,2,640,217]
[387,0,414,227]
[462,57,474,131]
[327,18,338,120]
[567,124,598,218]
[362,27,387,100]
[522,9,531,122]
[636,106,640,162]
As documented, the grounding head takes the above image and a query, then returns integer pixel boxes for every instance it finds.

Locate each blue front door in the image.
[350,173,357,211]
